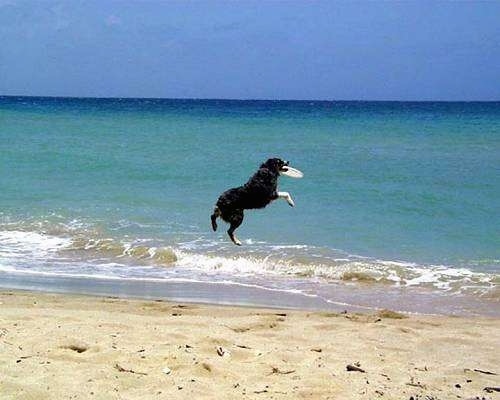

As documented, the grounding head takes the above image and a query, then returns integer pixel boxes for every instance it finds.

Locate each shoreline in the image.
[1,270,499,318]
[1,289,498,399]
[0,271,374,315]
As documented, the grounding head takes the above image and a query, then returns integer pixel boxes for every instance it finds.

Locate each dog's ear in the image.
[261,158,286,173]
[260,158,273,169]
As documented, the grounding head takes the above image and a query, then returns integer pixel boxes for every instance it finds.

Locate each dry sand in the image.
[0,290,498,400]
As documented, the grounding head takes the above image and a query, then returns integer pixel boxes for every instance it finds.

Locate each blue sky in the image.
[1,1,499,100]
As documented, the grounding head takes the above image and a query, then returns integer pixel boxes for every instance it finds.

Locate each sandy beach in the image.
[0,290,498,399]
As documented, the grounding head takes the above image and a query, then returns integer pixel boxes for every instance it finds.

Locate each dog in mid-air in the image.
[211,158,302,245]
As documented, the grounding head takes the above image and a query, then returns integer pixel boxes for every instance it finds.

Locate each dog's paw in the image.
[229,234,242,246]
[287,198,295,207]
[231,236,242,246]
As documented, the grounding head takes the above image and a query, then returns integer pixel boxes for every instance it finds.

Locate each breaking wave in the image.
[0,218,498,299]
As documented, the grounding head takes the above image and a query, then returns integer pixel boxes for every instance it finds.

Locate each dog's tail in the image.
[210,206,221,232]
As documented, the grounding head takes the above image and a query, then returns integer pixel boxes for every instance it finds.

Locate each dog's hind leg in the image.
[277,191,295,207]
[211,207,221,231]
[227,210,244,246]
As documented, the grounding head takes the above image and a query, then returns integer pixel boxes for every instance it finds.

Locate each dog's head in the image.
[260,158,289,175]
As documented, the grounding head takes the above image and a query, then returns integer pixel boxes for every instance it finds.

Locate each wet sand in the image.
[0,290,498,399]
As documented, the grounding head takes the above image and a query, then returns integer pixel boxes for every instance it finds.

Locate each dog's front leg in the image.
[277,191,295,207]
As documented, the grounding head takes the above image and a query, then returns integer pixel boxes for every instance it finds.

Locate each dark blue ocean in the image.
[1,96,498,315]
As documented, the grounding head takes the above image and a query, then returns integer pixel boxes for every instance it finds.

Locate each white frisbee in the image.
[280,166,304,178]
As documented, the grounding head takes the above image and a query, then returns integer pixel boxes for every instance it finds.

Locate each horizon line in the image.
[1,94,500,103]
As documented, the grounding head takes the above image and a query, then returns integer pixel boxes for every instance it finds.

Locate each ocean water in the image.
[1,96,499,315]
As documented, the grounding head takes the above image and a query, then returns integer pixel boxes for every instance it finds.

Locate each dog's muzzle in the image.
[279,161,290,173]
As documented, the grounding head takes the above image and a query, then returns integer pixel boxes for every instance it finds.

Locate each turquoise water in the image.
[1,96,499,314]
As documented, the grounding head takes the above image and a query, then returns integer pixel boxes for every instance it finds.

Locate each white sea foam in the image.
[0,227,497,297]
[170,248,497,295]
[0,231,72,259]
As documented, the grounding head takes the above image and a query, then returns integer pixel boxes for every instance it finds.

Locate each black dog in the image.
[211,158,295,245]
